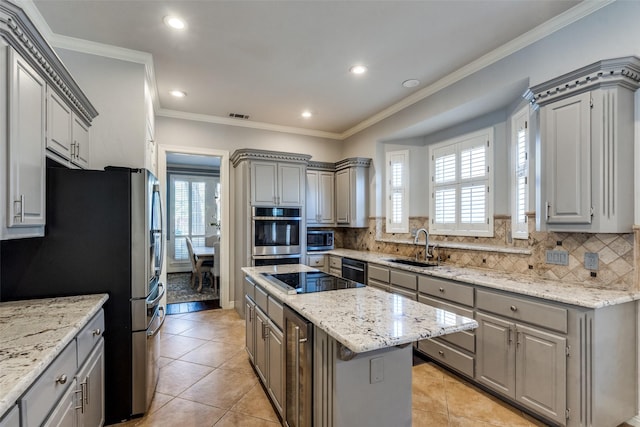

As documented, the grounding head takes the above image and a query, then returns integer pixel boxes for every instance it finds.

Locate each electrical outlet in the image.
[370,357,384,384]
[545,250,569,266]
[410,228,417,237]
[584,252,599,270]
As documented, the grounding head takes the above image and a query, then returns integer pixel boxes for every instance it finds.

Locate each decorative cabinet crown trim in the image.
[230,149,312,167]
[0,1,98,125]
[525,56,640,109]
[307,161,336,172]
[335,157,372,171]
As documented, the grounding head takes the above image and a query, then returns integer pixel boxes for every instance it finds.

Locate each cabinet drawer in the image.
[419,339,474,378]
[368,278,390,292]
[390,269,417,291]
[77,309,105,363]
[329,256,341,269]
[244,276,256,301]
[329,268,341,277]
[418,276,474,307]
[419,295,475,352]
[476,289,568,333]
[268,296,284,331]
[20,340,78,427]
[390,285,417,300]
[255,285,269,312]
[368,264,390,283]
[0,405,19,427]
[307,254,326,268]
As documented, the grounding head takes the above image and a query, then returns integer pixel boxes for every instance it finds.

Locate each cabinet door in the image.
[278,163,304,206]
[254,307,268,383]
[251,162,278,205]
[71,115,90,169]
[42,379,78,427]
[475,312,515,398]
[335,169,350,224]
[77,340,105,427]
[245,296,256,363]
[47,88,72,159]
[7,48,46,229]
[267,323,284,416]
[543,91,591,224]
[306,171,319,224]
[515,324,566,425]
[318,172,335,223]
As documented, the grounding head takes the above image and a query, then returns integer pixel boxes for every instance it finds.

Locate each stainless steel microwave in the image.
[307,230,334,251]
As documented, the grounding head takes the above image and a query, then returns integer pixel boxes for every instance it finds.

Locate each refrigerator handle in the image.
[147,283,165,307]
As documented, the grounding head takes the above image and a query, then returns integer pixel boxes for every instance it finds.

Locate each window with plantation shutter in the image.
[429,128,494,237]
[511,107,529,239]
[386,150,409,233]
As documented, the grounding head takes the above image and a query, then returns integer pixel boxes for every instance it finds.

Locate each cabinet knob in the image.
[438,350,445,356]
[438,287,444,293]
[56,374,68,385]
[92,328,101,336]
[510,305,518,312]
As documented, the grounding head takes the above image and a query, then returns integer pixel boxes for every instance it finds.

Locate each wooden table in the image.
[193,246,214,292]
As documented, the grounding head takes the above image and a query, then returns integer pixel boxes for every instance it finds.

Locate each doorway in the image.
[158,145,232,312]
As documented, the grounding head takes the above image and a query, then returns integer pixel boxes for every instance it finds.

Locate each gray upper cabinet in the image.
[335,158,370,228]
[71,115,90,169]
[0,2,98,240]
[528,57,640,233]
[306,166,335,226]
[248,159,307,207]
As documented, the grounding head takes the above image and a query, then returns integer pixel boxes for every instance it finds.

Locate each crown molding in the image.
[157,108,343,140]
[340,0,615,140]
[307,161,336,172]
[335,157,372,170]
[230,149,312,167]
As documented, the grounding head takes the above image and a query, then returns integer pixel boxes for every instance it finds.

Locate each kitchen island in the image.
[242,265,477,427]
[0,294,108,425]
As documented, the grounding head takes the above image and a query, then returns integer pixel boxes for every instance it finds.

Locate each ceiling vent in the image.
[229,113,250,120]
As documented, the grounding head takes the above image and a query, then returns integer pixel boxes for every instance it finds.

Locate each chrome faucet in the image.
[414,228,432,260]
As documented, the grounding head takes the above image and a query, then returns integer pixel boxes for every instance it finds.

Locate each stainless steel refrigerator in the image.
[0,164,165,424]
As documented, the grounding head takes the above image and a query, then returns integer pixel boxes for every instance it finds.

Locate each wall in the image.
[54,48,147,170]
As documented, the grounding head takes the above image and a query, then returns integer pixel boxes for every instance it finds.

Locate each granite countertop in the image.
[242,265,478,353]
[0,294,109,417]
[329,248,640,309]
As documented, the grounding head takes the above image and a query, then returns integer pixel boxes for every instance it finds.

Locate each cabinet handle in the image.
[510,305,517,312]
[545,201,550,221]
[438,350,444,356]
[84,376,90,404]
[263,324,270,339]
[438,287,445,293]
[92,328,101,336]
[56,374,68,385]
[508,326,513,345]
[14,195,25,223]
[516,331,522,349]
[76,141,80,159]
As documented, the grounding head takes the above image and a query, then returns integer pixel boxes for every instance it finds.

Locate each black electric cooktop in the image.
[260,271,365,295]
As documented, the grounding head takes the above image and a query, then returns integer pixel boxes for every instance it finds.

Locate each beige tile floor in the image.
[107,308,622,427]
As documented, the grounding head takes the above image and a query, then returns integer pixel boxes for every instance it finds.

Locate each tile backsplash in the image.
[335,215,637,291]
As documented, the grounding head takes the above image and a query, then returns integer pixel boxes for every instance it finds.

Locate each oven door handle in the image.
[147,283,165,307]
[147,306,165,337]
[343,264,365,273]
[252,216,302,221]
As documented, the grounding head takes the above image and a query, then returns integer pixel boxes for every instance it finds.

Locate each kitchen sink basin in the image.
[384,258,439,268]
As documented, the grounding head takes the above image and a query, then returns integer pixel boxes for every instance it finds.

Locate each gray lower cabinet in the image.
[0,406,19,427]
[476,311,567,425]
[244,279,285,417]
[76,340,105,427]
[329,255,341,277]
[367,263,417,300]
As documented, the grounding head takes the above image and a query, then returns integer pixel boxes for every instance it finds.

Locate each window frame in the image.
[428,127,494,237]
[385,149,410,233]
[511,106,530,240]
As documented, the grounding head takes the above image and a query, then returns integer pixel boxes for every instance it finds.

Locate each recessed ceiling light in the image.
[164,16,186,30]
[170,90,187,98]
[402,79,420,88]
[349,65,367,75]
[301,111,312,118]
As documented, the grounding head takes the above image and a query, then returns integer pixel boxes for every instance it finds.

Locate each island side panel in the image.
[314,326,412,427]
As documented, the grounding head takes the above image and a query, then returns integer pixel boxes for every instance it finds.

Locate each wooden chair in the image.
[210,241,220,295]
[185,236,213,290]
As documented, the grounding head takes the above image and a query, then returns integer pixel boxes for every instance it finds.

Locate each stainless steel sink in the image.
[384,258,439,268]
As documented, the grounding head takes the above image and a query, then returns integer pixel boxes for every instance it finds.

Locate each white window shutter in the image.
[386,150,409,233]
[511,107,529,239]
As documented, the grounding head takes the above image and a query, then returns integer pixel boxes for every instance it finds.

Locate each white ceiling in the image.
[29,0,587,139]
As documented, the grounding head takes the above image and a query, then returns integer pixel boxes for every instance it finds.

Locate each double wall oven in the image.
[252,206,302,266]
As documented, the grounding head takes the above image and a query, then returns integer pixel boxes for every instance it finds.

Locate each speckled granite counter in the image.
[242,265,478,353]
[0,294,109,417]
[329,249,640,309]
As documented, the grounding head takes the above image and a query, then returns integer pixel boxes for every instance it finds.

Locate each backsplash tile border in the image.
[335,215,637,291]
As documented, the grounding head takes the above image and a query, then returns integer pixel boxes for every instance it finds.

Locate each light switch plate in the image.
[546,250,569,266]
[584,252,599,270]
